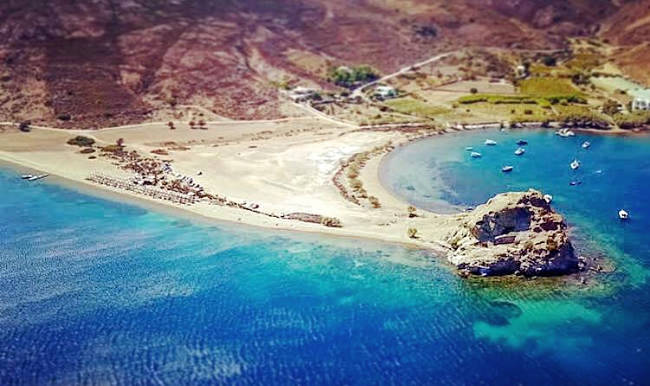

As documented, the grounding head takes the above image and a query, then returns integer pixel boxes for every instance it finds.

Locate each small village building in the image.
[515,64,528,78]
[287,86,316,102]
[630,88,650,111]
[374,85,397,99]
[633,97,649,111]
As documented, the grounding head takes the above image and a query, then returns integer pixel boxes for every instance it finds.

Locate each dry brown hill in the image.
[0,0,644,128]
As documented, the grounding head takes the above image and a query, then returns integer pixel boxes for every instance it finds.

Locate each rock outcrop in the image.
[445,189,581,277]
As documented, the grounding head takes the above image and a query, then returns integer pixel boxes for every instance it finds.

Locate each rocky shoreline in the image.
[444,190,583,277]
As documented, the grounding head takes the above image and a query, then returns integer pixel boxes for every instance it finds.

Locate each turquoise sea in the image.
[1,129,649,384]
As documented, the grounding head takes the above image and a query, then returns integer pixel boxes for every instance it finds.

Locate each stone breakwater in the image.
[444,189,582,277]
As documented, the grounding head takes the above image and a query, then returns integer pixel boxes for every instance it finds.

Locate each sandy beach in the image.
[0,119,461,255]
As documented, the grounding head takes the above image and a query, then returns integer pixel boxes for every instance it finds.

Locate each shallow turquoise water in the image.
[381,129,650,280]
[1,131,650,385]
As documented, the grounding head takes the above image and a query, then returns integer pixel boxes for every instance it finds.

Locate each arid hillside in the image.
[0,0,643,128]
[601,0,650,85]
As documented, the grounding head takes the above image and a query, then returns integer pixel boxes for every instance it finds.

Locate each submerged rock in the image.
[445,189,581,277]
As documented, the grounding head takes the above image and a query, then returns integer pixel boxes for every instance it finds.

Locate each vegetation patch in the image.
[458,94,538,105]
[613,112,650,130]
[67,135,95,147]
[328,65,378,88]
[518,78,582,98]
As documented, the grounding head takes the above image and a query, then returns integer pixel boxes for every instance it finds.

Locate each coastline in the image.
[1,119,644,276]
[0,142,453,258]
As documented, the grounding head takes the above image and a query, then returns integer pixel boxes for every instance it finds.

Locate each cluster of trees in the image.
[328,65,378,88]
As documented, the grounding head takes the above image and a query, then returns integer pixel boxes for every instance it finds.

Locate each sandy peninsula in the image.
[0,118,465,257]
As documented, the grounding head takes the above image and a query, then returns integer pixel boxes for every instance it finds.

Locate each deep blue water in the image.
[1,127,650,385]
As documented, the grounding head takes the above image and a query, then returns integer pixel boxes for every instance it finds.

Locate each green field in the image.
[518,77,582,97]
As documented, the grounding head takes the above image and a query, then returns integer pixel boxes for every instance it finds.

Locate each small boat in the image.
[556,128,576,137]
[570,159,580,170]
[618,210,629,220]
[514,147,525,156]
[27,174,48,181]
[21,174,34,180]
[470,152,482,158]
[582,141,591,149]
[485,139,497,146]
[543,194,553,204]
[516,140,528,146]
[465,146,474,151]
[501,166,513,173]
[569,180,582,186]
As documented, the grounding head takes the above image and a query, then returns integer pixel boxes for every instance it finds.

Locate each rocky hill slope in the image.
[0,0,643,128]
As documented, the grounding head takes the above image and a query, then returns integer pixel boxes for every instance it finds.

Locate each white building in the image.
[374,85,397,99]
[287,86,316,102]
[630,89,650,111]
[633,98,649,110]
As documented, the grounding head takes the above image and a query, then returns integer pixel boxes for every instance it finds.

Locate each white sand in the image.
[0,120,459,254]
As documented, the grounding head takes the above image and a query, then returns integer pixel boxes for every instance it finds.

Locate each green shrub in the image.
[67,136,95,147]
[328,65,379,88]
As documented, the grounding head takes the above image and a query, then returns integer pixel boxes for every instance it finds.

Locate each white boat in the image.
[470,152,482,158]
[543,194,553,204]
[514,147,525,156]
[21,174,34,180]
[27,174,48,181]
[465,146,473,151]
[501,166,513,173]
[485,139,497,146]
[619,210,629,220]
[582,141,591,149]
[570,159,580,170]
[556,128,576,137]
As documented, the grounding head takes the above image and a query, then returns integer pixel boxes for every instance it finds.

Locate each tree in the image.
[602,100,620,116]
[407,227,418,239]
[116,138,124,147]
[407,205,417,218]
[18,121,31,132]
[470,87,478,94]
[168,121,175,130]
[541,55,557,67]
